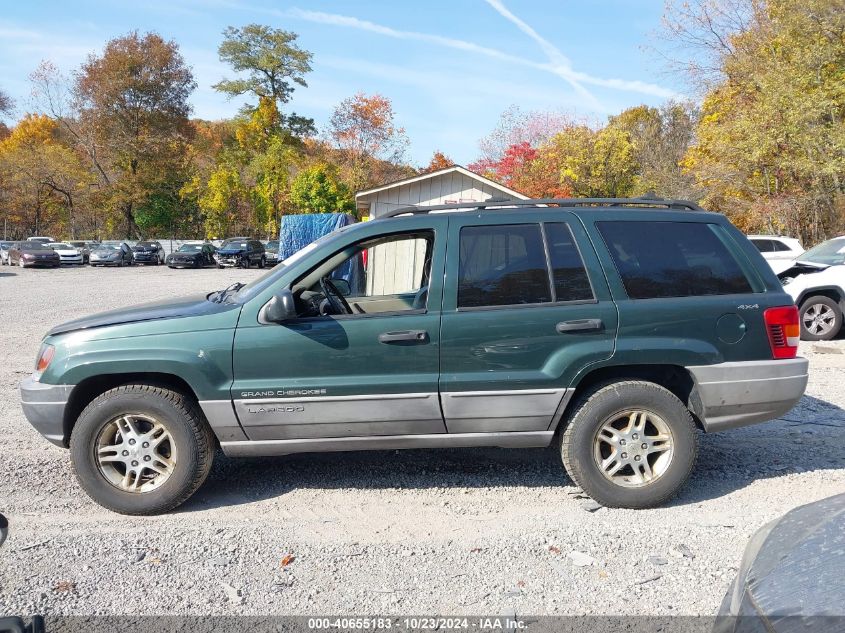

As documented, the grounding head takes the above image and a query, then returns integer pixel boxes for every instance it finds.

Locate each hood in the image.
[47,292,228,336]
[170,251,201,259]
[777,261,831,282]
[217,247,247,255]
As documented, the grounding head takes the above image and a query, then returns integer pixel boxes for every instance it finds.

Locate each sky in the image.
[0,0,682,166]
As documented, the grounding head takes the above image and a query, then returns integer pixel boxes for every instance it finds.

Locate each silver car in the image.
[0,241,12,265]
[89,243,134,267]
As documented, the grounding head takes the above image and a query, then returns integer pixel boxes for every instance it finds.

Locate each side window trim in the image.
[542,221,597,304]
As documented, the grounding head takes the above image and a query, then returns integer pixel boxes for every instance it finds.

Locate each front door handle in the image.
[556,318,603,333]
[378,330,429,344]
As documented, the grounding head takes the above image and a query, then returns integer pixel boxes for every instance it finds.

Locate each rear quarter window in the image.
[597,221,753,299]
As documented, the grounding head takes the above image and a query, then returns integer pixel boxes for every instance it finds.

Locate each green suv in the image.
[20,198,809,514]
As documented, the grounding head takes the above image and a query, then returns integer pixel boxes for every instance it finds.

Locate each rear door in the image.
[439,210,618,433]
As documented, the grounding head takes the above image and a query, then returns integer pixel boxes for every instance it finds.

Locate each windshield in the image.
[50,243,73,249]
[266,240,279,250]
[800,238,845,265]
[222,240,248,249]
[135,241,156,248]
[21,242,50,250]
[95,245,118,252]
[177,244,202,252]
[69,242,85,247]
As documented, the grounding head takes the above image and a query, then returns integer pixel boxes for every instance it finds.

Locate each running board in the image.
[220,431,555,457]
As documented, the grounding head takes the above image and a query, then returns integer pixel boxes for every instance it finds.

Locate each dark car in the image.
[132,240,165,265]
[89,242,134,267]
[166,242,217,268]
[716,493,845,632]
[214,238,265,268]
[9,241,60,268]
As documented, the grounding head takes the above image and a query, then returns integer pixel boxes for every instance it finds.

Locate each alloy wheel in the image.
[802,303,836,337]
[593,409,674,488]
[94,414,177,493]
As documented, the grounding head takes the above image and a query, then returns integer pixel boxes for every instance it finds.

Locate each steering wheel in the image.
[320,277,352,315]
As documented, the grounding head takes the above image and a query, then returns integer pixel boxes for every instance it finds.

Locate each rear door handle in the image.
[556,318,603,333]
[378,330,429,344]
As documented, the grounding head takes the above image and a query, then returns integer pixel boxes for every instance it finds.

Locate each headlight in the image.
[33,344,55,381]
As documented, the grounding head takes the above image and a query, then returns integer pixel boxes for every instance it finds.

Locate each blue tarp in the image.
[279,213,363,291]
[278,213,356,260]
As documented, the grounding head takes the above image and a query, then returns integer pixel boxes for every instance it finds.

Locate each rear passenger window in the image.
[545,223,594,302]
[751,239,774,253]
[597,221,753,299]
[772,240,791,252]
[458,224,551,308]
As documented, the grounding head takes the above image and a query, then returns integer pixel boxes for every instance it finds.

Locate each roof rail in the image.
[380,195,707,218]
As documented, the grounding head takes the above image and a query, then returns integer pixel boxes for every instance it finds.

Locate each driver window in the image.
[295,231,434,317]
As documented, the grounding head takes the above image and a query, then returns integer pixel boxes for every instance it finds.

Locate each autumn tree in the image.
[421,150,453,173]
[289,163,355,214]
[665,0,845,242]
[214,24,314,136]
[328,92,409,192]
[0,114,89,237]
[476,105,572,166]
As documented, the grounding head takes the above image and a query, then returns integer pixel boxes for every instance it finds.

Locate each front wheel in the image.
[258,256,265,269]
[799,296,842,341]
[560,380,698,509]
[69,385,215,515]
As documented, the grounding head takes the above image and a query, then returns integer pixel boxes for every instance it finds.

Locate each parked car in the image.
[716,493,844,632]
[20,196,808,515]
[0,241,13,265]
[748,234,805,274]
[10,241,60,268]
[26,236,55,244]
[47,242,84,265]
[166,242,217,268]
[264,239,281,265]
[132,240,166,265]
[214,238,265,268]
[777,235,845,341]
[68,241,92,264]
[89,242,134,267]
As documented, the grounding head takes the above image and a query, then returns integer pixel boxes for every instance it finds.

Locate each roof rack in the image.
[380,195,707,218]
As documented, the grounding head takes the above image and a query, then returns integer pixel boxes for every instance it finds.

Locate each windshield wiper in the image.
[211,282,244,303]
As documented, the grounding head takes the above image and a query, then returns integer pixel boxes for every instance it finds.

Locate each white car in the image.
[47,242,84,265]
[748,235,804,273]
[777,236,845,341]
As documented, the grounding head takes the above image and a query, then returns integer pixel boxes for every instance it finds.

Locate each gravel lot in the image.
[1,265,844,617]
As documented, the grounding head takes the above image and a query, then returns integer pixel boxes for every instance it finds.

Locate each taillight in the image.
[764,306,800,359]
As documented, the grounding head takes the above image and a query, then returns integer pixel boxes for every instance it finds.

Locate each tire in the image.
[18,258,24,268]
[259,256,265,269]
[560,380,698,509]
[799,296,842,341]
[69,385,215,515]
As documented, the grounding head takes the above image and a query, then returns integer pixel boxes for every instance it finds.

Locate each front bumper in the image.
[20,376,73,447]
[134,254,158,262]
[59,255,83,264]
[688,358,809,432]
[215,257,241,267]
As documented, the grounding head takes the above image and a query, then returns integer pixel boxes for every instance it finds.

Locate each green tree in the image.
[289,164,355,214]
[214,24,314,136]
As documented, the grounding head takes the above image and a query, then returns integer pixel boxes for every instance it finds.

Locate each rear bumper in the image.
[688,358,808,432]
[19,376,72,447]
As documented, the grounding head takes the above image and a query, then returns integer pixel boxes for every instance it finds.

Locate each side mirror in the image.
[263,288,298,323]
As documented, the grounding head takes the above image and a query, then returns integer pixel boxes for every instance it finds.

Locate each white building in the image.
[355,165,528,219]
[354,166,528,296]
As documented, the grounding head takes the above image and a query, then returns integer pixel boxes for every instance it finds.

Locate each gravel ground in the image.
[0,265,844,617]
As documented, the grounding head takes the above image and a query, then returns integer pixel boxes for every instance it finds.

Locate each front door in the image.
[439,211,618,433]
[231,217,448,441]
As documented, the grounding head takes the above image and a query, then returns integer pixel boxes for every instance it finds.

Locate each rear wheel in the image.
[560,380,698,509]
[799,296,842,341]
[70,385,215,515]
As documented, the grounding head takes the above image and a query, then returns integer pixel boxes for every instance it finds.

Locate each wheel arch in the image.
[796,286,845,311]
[554,364,704,434]
[63,372,201,447]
